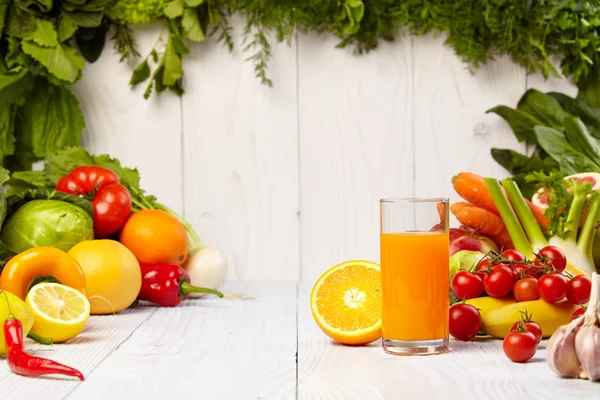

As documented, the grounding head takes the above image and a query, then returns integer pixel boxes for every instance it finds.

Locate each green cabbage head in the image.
[1,200,94,253]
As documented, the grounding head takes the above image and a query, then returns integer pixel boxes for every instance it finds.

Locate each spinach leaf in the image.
[576,70,600,109]
[563,117,600,167]
[491,148,558,175]
[486,105,543,143]
[535,126,600,175]
[550,92,600,139]
[517,89,570,130]
[21,41,84,83]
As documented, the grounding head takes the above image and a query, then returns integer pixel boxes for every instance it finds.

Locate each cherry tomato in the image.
[451,271,484,300]
[449,303,482,341]
[511,320,543,344]
[503,331,538,363]
[535,246,567,273]
[537,273,568,303]
[56,166,132,238]
[502,249,526,263]
[510,264,528,280]
[566,275,592,305]
[483,264,515,298]
[571,307,586,321]
[513,277,539,302]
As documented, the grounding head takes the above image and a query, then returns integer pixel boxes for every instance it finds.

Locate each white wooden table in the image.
[1,283,598,399]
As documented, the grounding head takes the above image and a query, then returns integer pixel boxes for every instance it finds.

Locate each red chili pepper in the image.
[138,264,223,307]
[2,292,84,381]
[56,165,132,238]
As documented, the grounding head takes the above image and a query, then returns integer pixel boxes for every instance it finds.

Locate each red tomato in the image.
[474,259,491,279]
[566,275,592,305]
[513,277,539,302]
[571,307,586,321]
[483,264,515,298]
[449,303,482,341]
[502,249,526,263]
[511,320,543,344]
[537,274,568,303]
[451,271,484,300]
[536,246,567,273]
[503,331,538,362]
[56,166,132,238]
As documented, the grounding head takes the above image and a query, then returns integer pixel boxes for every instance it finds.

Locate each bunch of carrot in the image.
[451,172,549,250]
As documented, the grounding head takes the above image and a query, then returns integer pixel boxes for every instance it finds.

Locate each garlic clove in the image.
[575,315,600,382]
[546,317,584,378]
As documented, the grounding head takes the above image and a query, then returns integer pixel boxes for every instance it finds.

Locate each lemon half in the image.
[26,283,90,343]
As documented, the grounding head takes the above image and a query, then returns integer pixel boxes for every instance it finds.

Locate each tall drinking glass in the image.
[380,198,450,355]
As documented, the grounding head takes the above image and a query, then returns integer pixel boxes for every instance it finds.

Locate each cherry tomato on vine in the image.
[566,275,592,305]
[449,303,482,341]
[571,307,586,321]
[510,320,542,344]
[502,249,526,263]
[537,273,568,303]
[535,246,567,273]
[451,271,484,300]
[503,330,538,363]
[475,259,491,278]
[513,277,539,302]
[483,264,514,298]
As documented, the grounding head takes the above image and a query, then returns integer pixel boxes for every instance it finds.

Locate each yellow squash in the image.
[480,299,578,339]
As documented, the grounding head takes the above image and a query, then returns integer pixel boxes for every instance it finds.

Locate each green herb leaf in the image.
[0,68,33,107]
[63,11,103,28]
[57,17,79,41]
[129,59,151,86]
[181,8,205,42]
[92,154,141,189]
[164,0,184,19]
[487,105,544,143]
[576,71,600,109]
[0,1,10,41]
[208,2,219,27]
[21,41,84,83]
[563,117,600,167]
[534,126,600,175]
[74,25,107,63]
[4,37,29,72]
[9,170,55,188]
[19,79,85,159]
[23,18,58,47]
[517,89,570,130]
[0,106,17,165]
[185,0,203,7]
[162,38,182,86]
[14,0,52,13]
[5,4,35,38]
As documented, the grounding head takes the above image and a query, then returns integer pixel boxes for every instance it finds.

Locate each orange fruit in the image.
[310,260,382,345]
[119,209,188,266]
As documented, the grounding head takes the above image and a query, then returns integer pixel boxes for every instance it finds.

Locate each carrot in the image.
[524,199,549,229]
[450,202,514,249]
[452,172,500,215]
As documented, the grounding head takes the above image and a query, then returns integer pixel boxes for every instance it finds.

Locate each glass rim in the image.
[380,197,449,203]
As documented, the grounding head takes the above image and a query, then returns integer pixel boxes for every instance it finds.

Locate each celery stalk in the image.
[577,194,600,274]
[501,179,547,251]
[484,178,533,257]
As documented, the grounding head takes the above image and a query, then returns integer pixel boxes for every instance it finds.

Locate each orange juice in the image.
[380,231,449,341]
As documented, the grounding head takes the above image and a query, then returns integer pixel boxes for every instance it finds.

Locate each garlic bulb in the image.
[546,272,600,382]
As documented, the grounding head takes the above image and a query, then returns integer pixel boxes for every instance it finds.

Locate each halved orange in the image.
[310,260,382,345]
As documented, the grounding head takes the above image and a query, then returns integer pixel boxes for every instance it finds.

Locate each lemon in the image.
[67,239,142,315]
[26,283,90,343]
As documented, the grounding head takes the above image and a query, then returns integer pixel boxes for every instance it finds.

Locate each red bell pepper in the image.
[138,264,224,307]
[56,166,132,238]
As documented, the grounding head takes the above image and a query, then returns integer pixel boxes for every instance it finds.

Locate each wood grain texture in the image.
[0,307,158,400]
[412,36,528,205]
[298,34,415,282]
[181,25,299,282]
[65,283,297,400]
[71,24,183,214]
[296,282,598,400]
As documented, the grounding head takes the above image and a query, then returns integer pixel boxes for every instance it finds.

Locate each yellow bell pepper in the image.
[0,247,86,300]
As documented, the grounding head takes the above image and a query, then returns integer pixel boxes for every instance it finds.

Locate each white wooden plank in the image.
[296,282,598,400]
[66,282,297,400]
[412,35,528,206]
[0,307,157,400]
[526,65,578,96]
[71,24,183,214]
[181,23,299,282]
[298,34,415,282]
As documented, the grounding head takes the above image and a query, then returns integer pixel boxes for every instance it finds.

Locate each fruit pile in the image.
[449,246,591,363]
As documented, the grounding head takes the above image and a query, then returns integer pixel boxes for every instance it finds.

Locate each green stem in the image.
[578,193,600,254]
[502,179,547,248]
[27,331,53,346]
[180,281,223,298]
[565,190,587,242]
[484,178,533,257]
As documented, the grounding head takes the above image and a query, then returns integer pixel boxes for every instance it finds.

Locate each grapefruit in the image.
[531,172,600,209]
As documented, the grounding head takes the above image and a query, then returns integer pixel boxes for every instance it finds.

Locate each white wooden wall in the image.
[72,24,577,283]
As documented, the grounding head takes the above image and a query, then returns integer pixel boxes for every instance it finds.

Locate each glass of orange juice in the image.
[380,198,449,355]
